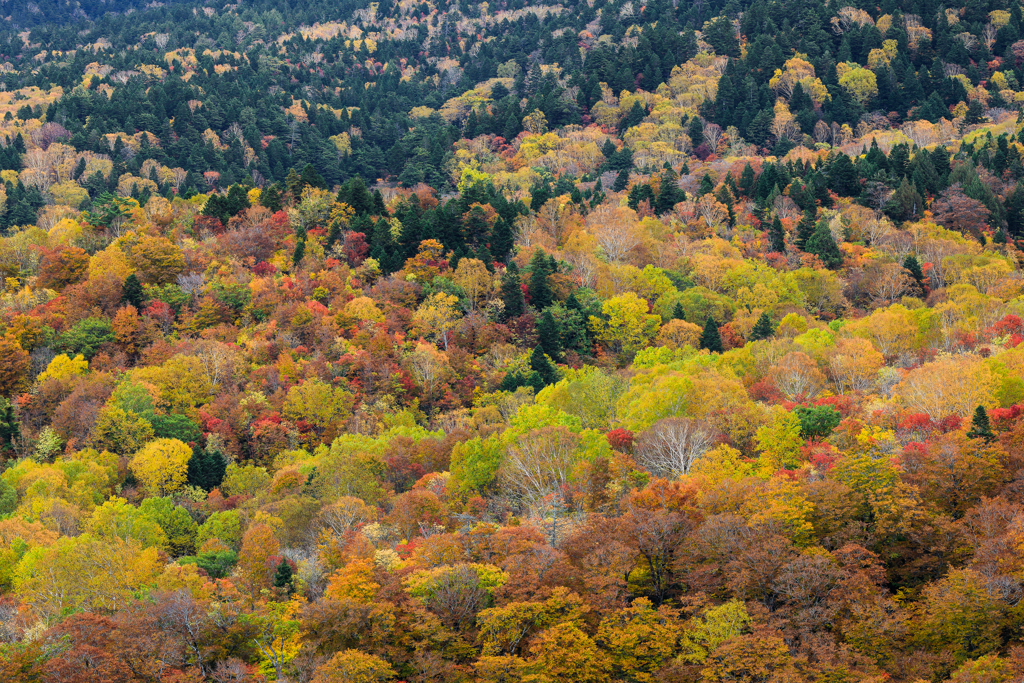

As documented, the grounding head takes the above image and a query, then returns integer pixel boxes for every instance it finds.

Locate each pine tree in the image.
[1006,182,1024,237]
[884,177,924,224]
[464,109,479,139]
[739,163,756,196]
[285,167,303,197]
[499,371,526,392]
[903,255,926,296]
[749,312,775,341]
[964,100,987,127]
[503,110,520,141]
[273,557,294,593]
[187,448,209,490]
[700,317,723,353]
[537,310,562,361]
[530,345,559,386]
[768,216,786,253]
[806,219,843,268]
[795,207,816,250]
[655,167,683,214]
[300,163,327,189]
[620,100,647,131]
[490,218,515,262]
[500,262,525,319]
[966,405,995,442]
[672,302,686,320]
[122,273,145,308]
[527,249,553,309]
[613,168,629,192]
[698,173,714,196]
[187,446,227,491]
[687,115,704,145]
[0,397,19,450]
[292,238,306,266]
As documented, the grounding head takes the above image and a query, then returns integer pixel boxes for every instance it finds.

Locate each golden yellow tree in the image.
[14,534,161,622]
[413,292,462,351]
[896,354,996,419]
[129,438,192,496]
[590,292,661,357]
[311,650,396,683]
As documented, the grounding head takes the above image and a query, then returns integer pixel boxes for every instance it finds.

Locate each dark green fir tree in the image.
[122,273,145,309]
[500,262,525,320]
[903,255,926,295]
[530,345,559,386]
[749,312,775,341]
[537,309,562,361]
[966,405,995,442]
[273,557,294,593]
[187,446,227,491]
[795,208,817,251]
[768,216,786,253]
[613,168,630,192]
[700,317,723,353]
[0,397,19,450]
[806,220,843,269]
[527,249,553,309]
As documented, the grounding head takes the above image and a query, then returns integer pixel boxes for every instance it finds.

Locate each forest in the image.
[0,0,1022,679]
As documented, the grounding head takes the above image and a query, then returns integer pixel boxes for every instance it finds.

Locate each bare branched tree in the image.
[634,417,718,478]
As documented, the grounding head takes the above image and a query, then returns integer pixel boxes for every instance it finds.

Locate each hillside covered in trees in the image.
[0,0,1024,680]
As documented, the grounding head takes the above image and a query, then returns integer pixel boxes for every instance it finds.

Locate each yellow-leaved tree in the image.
[129,438,192,495]
[14,534,162,622]
[311,649,396,683]
[413,292,462,351]
[837,63,878,105]
[590,292,660,358]
[36,353,88,384]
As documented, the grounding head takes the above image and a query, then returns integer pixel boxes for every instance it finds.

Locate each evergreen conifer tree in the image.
[655,167,683,214]
[749,312,775,341]
[806,219,843,268]
[700,317,723,353]
[122,273,145,308]
[698,174,714,196]
[903,255,926,295]
[500,262,525,319]
[994,225,1008,245]
[285,167,303,197]
[966,405,995,442]
[613,168,629,192]
[1006,182,1024,237]
[672,302,686,320]
[530,345,558,386]
[795,207,816,251]
[300,163,326,189]
[537,310,562,361]
[490,218,515,262]
[273,557,294,593]
[768,216,786,253]
[739,163,755,196]
[527,249,553,309]
[0,397,19,450]
[187,447,227,491]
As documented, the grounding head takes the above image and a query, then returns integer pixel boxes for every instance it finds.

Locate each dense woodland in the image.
[0,0,1023,680]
